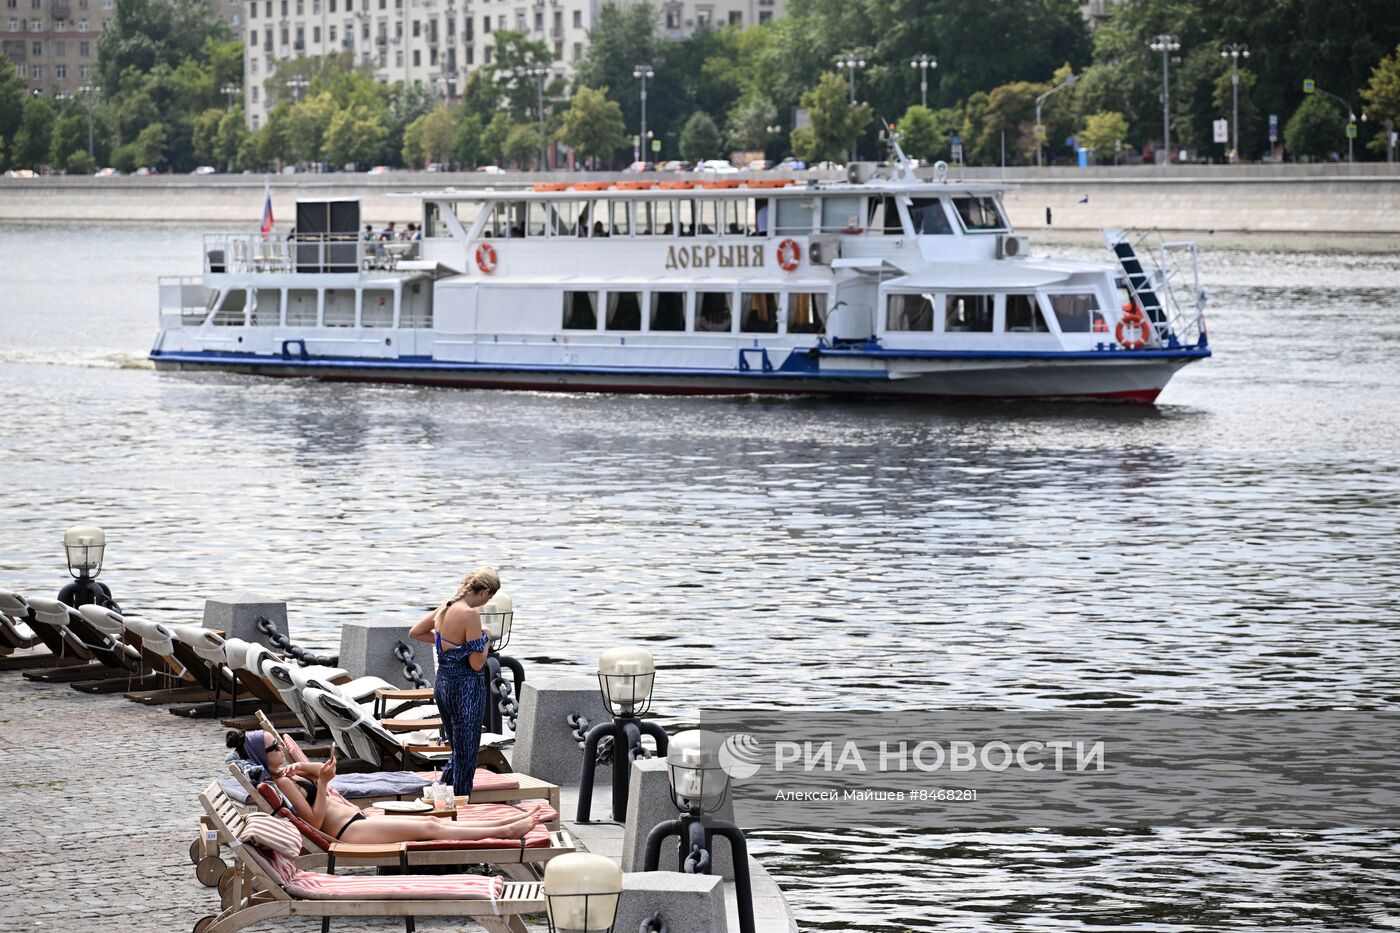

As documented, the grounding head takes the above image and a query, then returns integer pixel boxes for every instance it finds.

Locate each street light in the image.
[632,64,654,166]
[1034,72,1077,168]
[1362,111,1397,164]
[285,75,309,103]
[1149,34,1181,165]
[78,84,101,159]
[835,54,866,161]
[220,83,239,111]
[1220,43,1249,163]
[910,54,937,108]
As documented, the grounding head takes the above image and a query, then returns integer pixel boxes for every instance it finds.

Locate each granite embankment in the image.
[1,164,1398,238]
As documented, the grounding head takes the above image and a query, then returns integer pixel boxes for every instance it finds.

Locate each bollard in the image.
[614,872,726,933]
[512,677,614,787]
[338,619,436,688]
[202,595,288,648]
[621,758,735,878]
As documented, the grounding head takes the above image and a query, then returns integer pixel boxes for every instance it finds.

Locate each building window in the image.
[572,9,580,27]
[54,63,65,77]
[483,45,491,63]
[8,16,16,28]
[78,63,88,77]
[395,49,402,65]
[429,47,436,65]
[29,16,39,28]
[30,63,41,78]
[411,18,418,35]
[295,0,302,13]
[312,25,319,42]
[251,86,258,101]
[250,57,258,73]
[30,0,39,7]
[327,24,335,41]
[758,10,771,22]
[31,40,41,56]
[695,9,711,27]
[252,113,259,129]
[533,10,540,30]
[412,48,419,65]
[231,13,239,25]
[53,18,65,30]
[54,40,64,55]
[571,41,580,60]
[249,1,255,15]
[465,45,472,64]
[79,40,89,55]
[553,39,560,57]
[728,10,740,25]
[481,14,488,31]
[312,0,319,11]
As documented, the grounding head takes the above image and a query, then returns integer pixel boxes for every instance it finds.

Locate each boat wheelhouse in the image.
[152,161,1209,404]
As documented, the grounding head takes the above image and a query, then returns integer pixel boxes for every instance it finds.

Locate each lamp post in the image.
[502,65,551,169]
[57,525,119,610]
[78,83,100,158]
[1305,82,1357,163]
[1149,34,1180,165]
[910,54,936,108]
[1034,71,1077,168]
[632,64,654,166]
[220,82,239,112]
[1220,43,1249,162]
[1362,112,1396,164]
[643,730,757,933]
[835,54,866,162]
[285,75,309,103]
[477,592,525,734]
[543,852,623,933]
[576,646,670,822]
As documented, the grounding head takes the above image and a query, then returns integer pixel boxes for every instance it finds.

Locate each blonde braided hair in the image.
[434,565,501,627]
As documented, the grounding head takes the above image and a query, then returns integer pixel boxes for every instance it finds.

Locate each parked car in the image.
[695,159,738,174]
[743,159,770,171]
[93,167,121,177]
[3,168,37,178]
[425,162,448,172]
[191,165,217,175]
[476,165,506,174]
[133,166,154,176]
[659,159,690,172]
[772,157,807,172]
[366,165,391,175]
[623,160,655,173]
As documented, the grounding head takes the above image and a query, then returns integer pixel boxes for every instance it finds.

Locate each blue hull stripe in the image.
[818,347,1211,362]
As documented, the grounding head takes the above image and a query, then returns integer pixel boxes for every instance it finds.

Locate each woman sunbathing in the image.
[227,730,538,844]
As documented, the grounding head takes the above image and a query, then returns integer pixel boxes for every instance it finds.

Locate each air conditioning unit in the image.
[808,234,840,266]
[996,234,1030,259]
[845,161,875,184]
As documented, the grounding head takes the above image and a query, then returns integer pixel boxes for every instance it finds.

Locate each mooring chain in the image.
[393,640,429,689]
[256,615,339,667]
[566,713,614,763]
[495,677,520,731]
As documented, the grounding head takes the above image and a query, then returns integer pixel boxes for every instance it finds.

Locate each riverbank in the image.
[2,165,1398,236]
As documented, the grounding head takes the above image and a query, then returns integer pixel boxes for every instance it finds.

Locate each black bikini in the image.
[332,811,367,840]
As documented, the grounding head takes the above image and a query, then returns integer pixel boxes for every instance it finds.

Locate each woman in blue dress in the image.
[409,565,500,796]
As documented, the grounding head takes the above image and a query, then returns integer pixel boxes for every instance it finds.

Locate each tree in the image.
[790,72,870,164]
[896,105,939,161]
[324,104,389,168]
[1362,43,1400,156]
[66,149,98,175]
[191,107,224,165]
[968,80,1044,165]
[284,92,337,164]
[49,111,90,169]
[12,98,56,169]
[404,107,459,166]
[724,96,779,151]
[216,108,247,170]
[503,123,541,168]
[0,57,24,168]
[97,0,232,93]
[678,111,721,163]
[453,112,485,167]
[557,86,627,166]
[480,111,515,164]
[1284,94,1346,160]
[1078,111,1129,157]
[134,122,169,168]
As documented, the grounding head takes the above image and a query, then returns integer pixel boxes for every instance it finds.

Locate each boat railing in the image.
[202,233,406,275]
[1106,227,1208,349]
[157,275,212,325]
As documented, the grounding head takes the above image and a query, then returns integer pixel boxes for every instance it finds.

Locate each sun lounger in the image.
[196,782,545,933]
[0,590,40,652]
[0,589,98,671]
[21,597,139,683]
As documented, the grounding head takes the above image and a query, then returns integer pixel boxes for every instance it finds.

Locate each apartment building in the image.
[242,0,784,128]
[0,0,112,98]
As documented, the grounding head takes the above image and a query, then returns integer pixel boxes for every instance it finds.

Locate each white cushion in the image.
[0,589,29,617]
[26,596,70,628]
[77,604,125,637]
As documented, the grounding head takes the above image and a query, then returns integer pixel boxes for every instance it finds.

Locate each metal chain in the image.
[392,640,428,688]
[256,615,339,667]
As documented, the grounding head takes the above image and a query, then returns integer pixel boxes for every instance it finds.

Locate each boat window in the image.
[1004,293,1049,333]
[676,199,697,236]
[1048,293,1106,333]
[211,288,248,326]
[605,291,642,330]
[945,294,995,332]
[609,199,630,236]
[362,288,394,327]
[886,293,935,332]
[656,199,678,235]
[774,198,813,235]
[754,199,771,236]
[634,201,655,236]
[696,199,719,235]
[740,292,780,333]
[562,291,598,329]
[450,200,484,232]
[579,201,608,237]
[490,202,527,238]
[908,198,953,235]
[952,196,1007,232]
[788,293,828,334]
[650,291,686,331]
[551,200,580,237]
[870,196,904,235]
[285,289,316,325]
[723,199,753,236]
[526,201,547,237]
[695,292,732,332]
[424,202,448,238]
[820,196,863,233]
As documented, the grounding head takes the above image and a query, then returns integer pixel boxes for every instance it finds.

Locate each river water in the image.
[1,223,1398,930]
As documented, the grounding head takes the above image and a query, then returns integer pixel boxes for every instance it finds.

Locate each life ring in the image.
[475,242,497,274]
[1116,308,1151,349]
[776,238,801,272]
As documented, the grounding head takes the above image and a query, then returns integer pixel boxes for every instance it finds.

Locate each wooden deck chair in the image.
[0,590,41,652]
[120,615,218,704]
[196,782,543,933]
[0,589,97,670]
[20,597,116,682]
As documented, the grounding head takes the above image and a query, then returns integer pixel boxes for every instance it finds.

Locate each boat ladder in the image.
[1102,228,1208,349]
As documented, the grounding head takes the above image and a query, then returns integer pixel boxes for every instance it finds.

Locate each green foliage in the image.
[13,98,56,169]
[480,111,515,164]
[403,107,459,166]
[1362,43,1400,155]
[1078,111,1129,155]
[111,142,140,174]
[191,108,224,165]
[134,122,169,168]
[678,111,722,163]
[1211,68,1261,159]
[216,109,247,170]
[1285,94,1346,160]
[453,112,486,167]
[97,0,233,94]
[790,72,871,164]
[724,97,779,151]
[50,112,90,169]
[284,92,337,164]
[557,86,627,166]
[0,58,23,168]
[896,104,961,162]
[504,123,543,168]
[324,104,389,168]
[66,149,98,176]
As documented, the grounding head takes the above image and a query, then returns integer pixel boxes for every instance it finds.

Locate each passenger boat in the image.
[151,150,1210,404]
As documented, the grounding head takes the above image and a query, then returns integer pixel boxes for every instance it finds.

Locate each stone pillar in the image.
[614,872,726,933]
[201,595,288,648]
[512,676,613,785]
[338,619,436,688]
[620,757,736,878]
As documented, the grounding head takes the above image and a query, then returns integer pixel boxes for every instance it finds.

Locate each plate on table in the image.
[379,800,434,814]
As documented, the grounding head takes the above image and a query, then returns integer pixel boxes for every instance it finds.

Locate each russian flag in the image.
[260,180,274,235]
